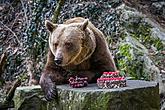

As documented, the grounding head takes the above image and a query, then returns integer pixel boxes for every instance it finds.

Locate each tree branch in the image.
[0,51,7,78]
[6,78,21,102]
[0,21,21,46]
[52,0,65,23]
[0,78,21,109]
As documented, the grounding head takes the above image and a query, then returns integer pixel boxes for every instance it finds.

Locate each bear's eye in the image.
[53,43,58,47]
[65,42,72,48]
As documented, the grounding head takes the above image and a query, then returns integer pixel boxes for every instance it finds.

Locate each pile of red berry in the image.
[69,76,88,88]
[97,71,126,89]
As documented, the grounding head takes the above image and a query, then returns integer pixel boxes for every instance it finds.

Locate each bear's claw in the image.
[45,86,57,101]
[40,74,58,101]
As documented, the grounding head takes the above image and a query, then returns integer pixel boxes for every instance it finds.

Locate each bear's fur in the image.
[40,17,117,101]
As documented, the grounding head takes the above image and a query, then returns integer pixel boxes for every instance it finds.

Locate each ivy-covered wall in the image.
[0,0,165,86]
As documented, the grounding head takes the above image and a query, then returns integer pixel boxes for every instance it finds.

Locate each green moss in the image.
[95,92,111,110]
[81,92,112,110]
[126,17,164,50]
[117,42,150,80]
[117,44,132,77]
[116,15,164,80]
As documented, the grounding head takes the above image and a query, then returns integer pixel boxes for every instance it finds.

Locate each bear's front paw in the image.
[45,82,57,101]
[40,75,57,101]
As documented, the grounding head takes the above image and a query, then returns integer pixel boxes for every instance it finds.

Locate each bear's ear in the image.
[79,19,89,30]
[45,20,58,33]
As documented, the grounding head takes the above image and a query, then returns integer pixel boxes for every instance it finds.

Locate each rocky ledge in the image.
[14,80,159,110]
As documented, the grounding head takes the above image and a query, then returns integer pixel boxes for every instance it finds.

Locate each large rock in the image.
[116,4,165,93]
[14,80,159,110]
[117,35,160,81]
[115,3,165,110]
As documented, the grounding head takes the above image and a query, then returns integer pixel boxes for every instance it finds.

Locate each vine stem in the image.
[52,0,65,23]
[0,21,21,46]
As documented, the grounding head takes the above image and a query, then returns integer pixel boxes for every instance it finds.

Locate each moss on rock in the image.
[115,4,164,81]
[14,81,159,110]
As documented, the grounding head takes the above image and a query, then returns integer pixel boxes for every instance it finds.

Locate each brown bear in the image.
[40,17,117,101]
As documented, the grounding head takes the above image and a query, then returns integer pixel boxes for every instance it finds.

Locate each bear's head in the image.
[45,19,96,67]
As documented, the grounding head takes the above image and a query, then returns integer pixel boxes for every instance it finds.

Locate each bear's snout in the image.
[54,58,62,65]
[54,50,63,65]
